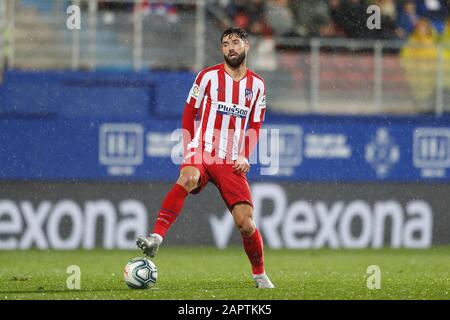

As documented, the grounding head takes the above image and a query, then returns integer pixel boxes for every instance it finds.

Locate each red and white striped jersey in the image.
[184,63,266,161]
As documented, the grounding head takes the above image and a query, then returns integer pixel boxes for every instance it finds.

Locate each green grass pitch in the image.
[1,246,449,300]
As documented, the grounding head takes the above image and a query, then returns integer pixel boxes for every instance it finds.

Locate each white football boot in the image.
[253,273,275,289]
[136,233,163,258]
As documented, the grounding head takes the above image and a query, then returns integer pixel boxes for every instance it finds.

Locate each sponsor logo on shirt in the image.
[191,84,200,98]
[217,102,249,118]
[259,95,266,108]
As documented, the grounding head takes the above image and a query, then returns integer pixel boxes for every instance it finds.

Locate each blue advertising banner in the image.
[1,70,450,182]
[1,116,450,182]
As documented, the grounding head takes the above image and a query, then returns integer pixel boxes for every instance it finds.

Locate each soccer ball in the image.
[123,257,158,289]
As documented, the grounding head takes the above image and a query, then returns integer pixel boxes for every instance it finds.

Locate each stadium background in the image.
[1,0,450,249]
[0,0,450,300]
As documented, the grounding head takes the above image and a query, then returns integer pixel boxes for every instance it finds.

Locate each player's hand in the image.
[233,156,250,173]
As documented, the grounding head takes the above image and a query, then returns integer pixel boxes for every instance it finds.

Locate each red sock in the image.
[152,183,188,238]
[242,229,265,275]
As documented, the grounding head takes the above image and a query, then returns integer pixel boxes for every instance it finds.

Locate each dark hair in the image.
[220,27,248,43]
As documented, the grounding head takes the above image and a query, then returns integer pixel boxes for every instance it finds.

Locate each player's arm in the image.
[234,84,266,173]
[182,71,208,156]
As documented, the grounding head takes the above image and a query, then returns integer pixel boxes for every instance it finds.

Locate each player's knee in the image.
[176,173,199,192]
[232,203,255,236]
[237,217,256,237]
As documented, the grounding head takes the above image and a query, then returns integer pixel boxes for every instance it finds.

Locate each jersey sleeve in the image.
[241,81,266,159]
[186,70,209,109]
[251,83,266,123]
[182,70,209,155]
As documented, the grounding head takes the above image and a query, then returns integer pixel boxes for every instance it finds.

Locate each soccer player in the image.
[136,27,274,289]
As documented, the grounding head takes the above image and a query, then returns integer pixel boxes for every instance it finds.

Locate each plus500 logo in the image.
[210,184,433,249]
[217,103,248,118]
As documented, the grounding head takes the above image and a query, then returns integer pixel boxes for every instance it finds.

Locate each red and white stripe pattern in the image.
[185,63,266,160]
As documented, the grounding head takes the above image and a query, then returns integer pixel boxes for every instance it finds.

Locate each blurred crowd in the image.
[89,0,450,40]
[208,0,450,106]
[210,0,450,40]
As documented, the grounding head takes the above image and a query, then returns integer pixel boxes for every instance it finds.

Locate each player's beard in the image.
[224,51,246,69]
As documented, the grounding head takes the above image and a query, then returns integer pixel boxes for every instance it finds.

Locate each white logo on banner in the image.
[304,134,351,159]
[0,199,147,249]
[413,128,450,178]
[209,183,433,249]
[99,124,144,176]
[260,125,302,176]
[146,131,181,157]
[365,128,400,178]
